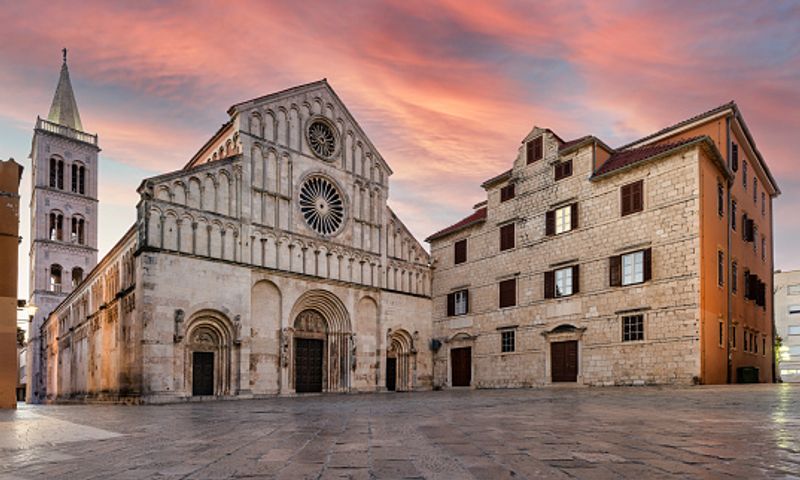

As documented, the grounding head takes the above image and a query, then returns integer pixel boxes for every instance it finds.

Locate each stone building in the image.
[26,52,100,403]
[0,158,24,408]
[38,71,433,402]
[774,270,800,382]
[427,102,778,387]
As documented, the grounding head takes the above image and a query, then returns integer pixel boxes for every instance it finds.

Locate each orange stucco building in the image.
[1,158,23,408]
[620,103,779,383]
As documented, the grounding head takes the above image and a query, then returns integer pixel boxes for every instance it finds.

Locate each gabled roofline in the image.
[183,120,234,170]
[481,169,512,189]
[732,108,780,195]
[228,79,394,176]
[618,102,736,150]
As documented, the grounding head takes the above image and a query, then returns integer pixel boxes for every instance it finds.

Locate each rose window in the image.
[307,119,337,159]
[299,176,345,235]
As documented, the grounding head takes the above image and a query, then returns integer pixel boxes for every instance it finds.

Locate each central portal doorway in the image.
[295,338,324,393]
[192,351,214,396]
[386,357,397,391]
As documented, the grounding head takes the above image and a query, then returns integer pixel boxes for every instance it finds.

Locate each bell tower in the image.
[26,50,100,402]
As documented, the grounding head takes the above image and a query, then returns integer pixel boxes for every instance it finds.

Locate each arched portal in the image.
[183,311,235,397]
[288,290,353,393]
[386,329,415,392]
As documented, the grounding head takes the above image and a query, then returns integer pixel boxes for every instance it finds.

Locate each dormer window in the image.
[526,136,544,164]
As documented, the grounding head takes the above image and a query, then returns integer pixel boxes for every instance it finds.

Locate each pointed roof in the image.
[47,49,83,131]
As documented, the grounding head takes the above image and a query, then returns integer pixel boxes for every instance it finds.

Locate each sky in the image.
[1,0,799,299]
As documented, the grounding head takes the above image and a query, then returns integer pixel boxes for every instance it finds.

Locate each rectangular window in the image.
[555,205,571,234]
[499,223,515,251]
[610,249,652,286]
[754,333,758,354]
[499,278,517,308]
[500,183,515,202]
[621,180,644,216]
[555,267,573,297]
[743,161,748,189]
[622,251,645,286]
[731,201,737,230]
[732,143,739,171]
[763,337,766,356]
[717,251,724,287]
[454,239,467,265]
[789,325,800,335]
[719,320,724,347]
[753,178,758,203]
[717,183,724,217]
[71,164,78,193]
[753,225,758,253]
[622,314,644,342]
[501,330,515,353]
[526,136,543,164]
[731,262,738,294]
[554,159,573,181]
[761,192,766,216]
[761,236,766,261]
[446,290,469,316]
[743,330,748,352]
[732,326,737,348]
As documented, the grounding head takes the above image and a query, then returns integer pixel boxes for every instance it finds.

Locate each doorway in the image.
[192,351,214,396]
[451,347,472,387]
[386,357,397,391]
[295,338,324,393]
[551,340,578,382]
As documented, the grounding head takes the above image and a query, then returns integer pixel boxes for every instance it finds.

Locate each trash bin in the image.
[736,366,759,384]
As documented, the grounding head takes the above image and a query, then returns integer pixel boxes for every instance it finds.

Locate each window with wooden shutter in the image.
[500,184,515,202]
[454,290,469,315]
[545,210,556,236]
[731,261,738,294]
[454,239,467,265]
[554,267,574,297]
[572,265,580,294]
[731,201,737,230]
[743,161,748,188]
[609,255,622,286]
[499,278,516,308]
[554,160,573,181]
[544,270,555,299]
[500,223,515,251]
[717,251,724,286]
[554,205,572,234]
[745,218,755,242]
[643,248,652,282]
[744,271,752,300]
[621,180,644,216]
[570,203,579,230]
[732,143,739,172]
[717,183,724,217]
[527,136,544,164]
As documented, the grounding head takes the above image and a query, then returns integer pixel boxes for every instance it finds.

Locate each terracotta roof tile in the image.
[593,136,703,178]
[426,207,487,242]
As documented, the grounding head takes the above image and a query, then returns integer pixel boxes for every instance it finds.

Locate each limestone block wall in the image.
[431,137,704,388]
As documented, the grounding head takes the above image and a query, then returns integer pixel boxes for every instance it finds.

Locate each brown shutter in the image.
[621,184,631,216]
[447,293,455,317]
[526,141,535,164]
[464,290,470,314]
[565,159,573,177]
[632,180,644,213]
[570,203,579,229]
[572,265,580,294]
[746,218,755,242]
[500,223,515,250]
[609,255,622,286]
[546,210,555,236]
[454,239,467,264]
[499,279,516,308]
[544,270,555,299]
[534,136,543,161]
[643,248,652,282]
[732,143,739,171]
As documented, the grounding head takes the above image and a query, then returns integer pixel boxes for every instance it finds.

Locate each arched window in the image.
[49,211,64,241]
[71,163,86,194]
[50,157,64,190]
[71,216,86,244]
[72,267,84,288]
[49,264,63,293]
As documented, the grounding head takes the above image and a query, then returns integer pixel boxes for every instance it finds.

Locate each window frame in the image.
[555,205,572,235]
[554,159,573,181]
[454,239,467,265]
[717,183,724,217]
[526,136,544,164]
[622,250,645,286]
[622,314,644,342]
[499,223,515,251]
[499,278,517,308]
[717,250,724,287]
[554,266,574,298]
[454,290,468,316]
[620,180,644,216]
[731,261,738,294]
[500,329,516,353]
[500,183,515,202]
[731,200,737,231]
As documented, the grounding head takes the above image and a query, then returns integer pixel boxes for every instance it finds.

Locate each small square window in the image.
[501,330,515,353]
[554,160,573,181]
[500,184,515,202]
[622,251,644,286]
[555,267,573,297]
[622,314,644,342]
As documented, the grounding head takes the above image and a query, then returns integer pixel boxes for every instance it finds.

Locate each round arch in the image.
[386,328,416,392]
[182,309,237,397]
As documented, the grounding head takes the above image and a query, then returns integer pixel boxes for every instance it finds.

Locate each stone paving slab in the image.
[0,384,799,479]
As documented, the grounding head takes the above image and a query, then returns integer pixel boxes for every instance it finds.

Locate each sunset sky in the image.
[1,1,799,298]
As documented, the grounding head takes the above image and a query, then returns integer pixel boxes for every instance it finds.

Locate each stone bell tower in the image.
[26,50,100,402]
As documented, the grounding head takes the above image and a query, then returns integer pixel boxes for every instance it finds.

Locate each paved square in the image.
[1,385,799,479]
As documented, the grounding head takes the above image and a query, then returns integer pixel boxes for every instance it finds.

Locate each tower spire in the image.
[47,48,83,131]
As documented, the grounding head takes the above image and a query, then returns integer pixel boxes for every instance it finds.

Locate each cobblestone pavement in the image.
[1,384,799,479]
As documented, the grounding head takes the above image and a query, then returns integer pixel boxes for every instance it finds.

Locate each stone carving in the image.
[233,314,242,345]
[350,333,357,371]
[173,309,185,343]
[280,327,291,368]
[412,330,419,354]
[294,309,327,333]
[192,330,216,346]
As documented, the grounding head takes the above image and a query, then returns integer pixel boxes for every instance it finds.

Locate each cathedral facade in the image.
[33,60,432,402]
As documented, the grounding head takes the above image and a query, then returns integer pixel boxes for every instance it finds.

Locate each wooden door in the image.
[386,357,397,391]
[192,351,214,396]
[551,341,578,382]
[451,347,472,387]
[295,338,324,393]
